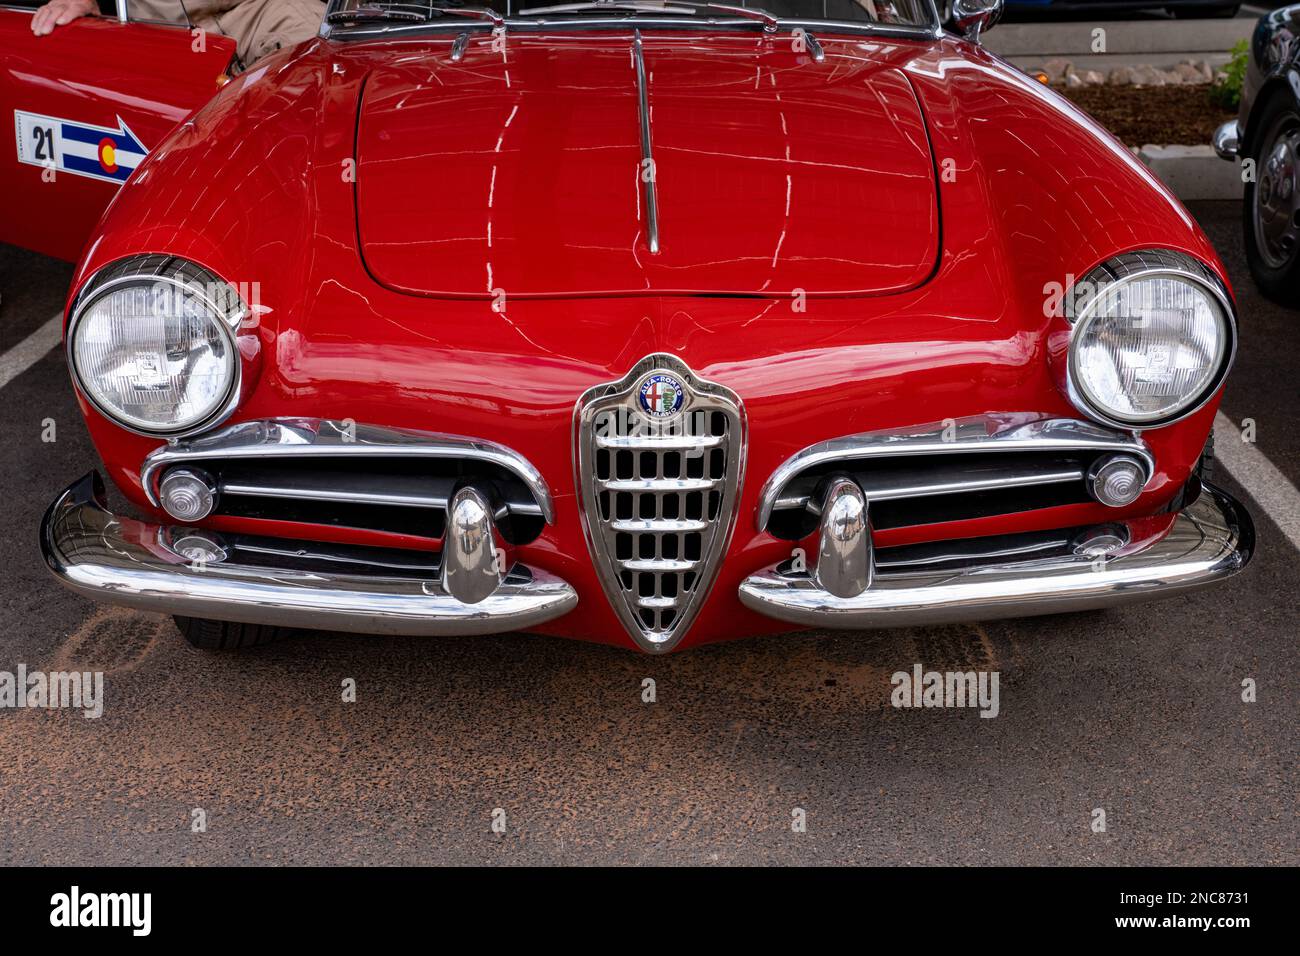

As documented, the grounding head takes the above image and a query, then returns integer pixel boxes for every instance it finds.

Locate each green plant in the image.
[1210,39,1249,111]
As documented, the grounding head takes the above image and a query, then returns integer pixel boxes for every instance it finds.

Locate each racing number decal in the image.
[31,122,55,162]
[14,109,148,184]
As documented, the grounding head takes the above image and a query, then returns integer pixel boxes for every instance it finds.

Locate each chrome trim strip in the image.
[322,17,940,42]
[574,353,746,653]
[436,6,506,28]
[852,466,1083,503]
[42,473,576,637]
[217,476,543,517]
[740,482,1254,628]
[1064,249,1238,431]
[633,30,660,254]
[755,414,1154,531]
[221,481,447,510]
[140,418,556,524]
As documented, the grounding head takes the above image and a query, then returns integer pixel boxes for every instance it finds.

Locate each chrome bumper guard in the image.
[1212,120,1241,161]
[739,482,1254,629]
[41,472,578,636]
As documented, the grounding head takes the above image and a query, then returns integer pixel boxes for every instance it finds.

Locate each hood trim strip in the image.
[633,30,660,255]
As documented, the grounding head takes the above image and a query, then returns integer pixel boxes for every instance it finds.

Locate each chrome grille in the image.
[140,419,553,544]
[576,355,744,653]
[757,415,1155,540]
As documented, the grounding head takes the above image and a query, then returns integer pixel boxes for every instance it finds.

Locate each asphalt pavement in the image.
[0,201,1294,866]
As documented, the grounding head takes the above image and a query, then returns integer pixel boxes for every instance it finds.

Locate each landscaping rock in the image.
[1041,57,1073,83]
[1108,67,1137,86]
[1132,65,1167,87]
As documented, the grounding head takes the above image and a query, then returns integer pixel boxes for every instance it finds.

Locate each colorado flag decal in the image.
[14,110,148,184]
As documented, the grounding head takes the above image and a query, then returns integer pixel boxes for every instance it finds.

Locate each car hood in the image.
[354,33,939,298]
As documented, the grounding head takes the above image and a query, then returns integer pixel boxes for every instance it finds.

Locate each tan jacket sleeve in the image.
[128,0,324,67]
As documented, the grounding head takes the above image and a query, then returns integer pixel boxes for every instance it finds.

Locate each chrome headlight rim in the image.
[1065,250,1236,431]
[67,256,245,440]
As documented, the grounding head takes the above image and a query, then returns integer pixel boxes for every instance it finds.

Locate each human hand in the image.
[31,0,98,37]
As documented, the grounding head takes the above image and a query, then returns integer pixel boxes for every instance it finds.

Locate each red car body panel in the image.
[356,42,938,296]
[48,29,1229,651]
[0,11,235,261]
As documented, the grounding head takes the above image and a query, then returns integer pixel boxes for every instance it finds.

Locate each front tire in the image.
[1244,93,1300,307]
[173,616,286,650]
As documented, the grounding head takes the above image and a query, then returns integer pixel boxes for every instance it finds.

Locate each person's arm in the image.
[31,0,100,36]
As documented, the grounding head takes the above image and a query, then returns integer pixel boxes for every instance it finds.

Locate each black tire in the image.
[173,616,286,650]
[1195,431,1216,487]
[1170,4,1240,18]
[1243,92,1300,307]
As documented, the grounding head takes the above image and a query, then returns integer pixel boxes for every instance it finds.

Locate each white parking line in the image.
[0,313,61,390]
[1215,412,1300,551]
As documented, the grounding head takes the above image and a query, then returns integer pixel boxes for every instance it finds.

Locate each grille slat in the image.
[610,518,709,533]
[577,356,744,653]
[600,477,720,492]
[621,558,696,572]
[596,434,725,450]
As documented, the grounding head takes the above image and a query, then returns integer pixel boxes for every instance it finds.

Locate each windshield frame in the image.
[319,0,943,42]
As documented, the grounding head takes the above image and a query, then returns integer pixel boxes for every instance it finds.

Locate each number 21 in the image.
[33,125,53,162]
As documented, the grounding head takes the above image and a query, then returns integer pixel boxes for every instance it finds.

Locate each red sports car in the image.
[14,0,1253,653]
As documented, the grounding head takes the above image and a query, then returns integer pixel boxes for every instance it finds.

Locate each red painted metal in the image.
[51,28,1231,650]
[0,10,235,261]
[356,40,938,296]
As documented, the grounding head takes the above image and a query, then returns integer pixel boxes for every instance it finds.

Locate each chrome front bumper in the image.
[739,482,1253,629]
[41,472,577,636]
[1213,120,1241,161]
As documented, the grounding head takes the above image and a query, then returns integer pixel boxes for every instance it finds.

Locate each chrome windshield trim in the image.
[633,30,660,254]
[521,1,700,14]
[141,418,556,524]
[755,414,1155,530]
[323,17,940,41]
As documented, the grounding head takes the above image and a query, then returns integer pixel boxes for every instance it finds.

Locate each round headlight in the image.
[69,258,242,437]
[1067,252,1234,428]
